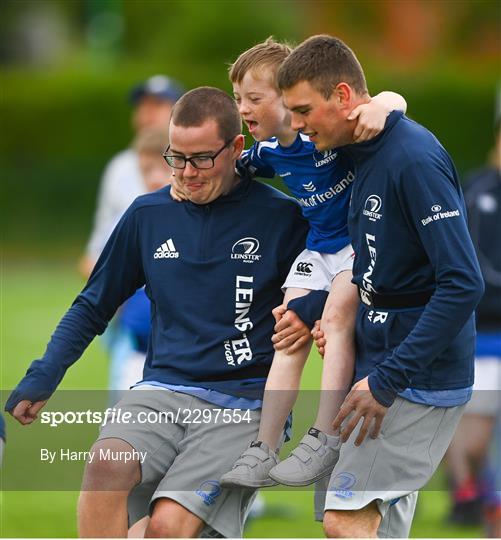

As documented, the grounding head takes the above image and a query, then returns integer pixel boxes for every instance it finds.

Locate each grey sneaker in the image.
[220,441,279,488]
[269,428,340,487]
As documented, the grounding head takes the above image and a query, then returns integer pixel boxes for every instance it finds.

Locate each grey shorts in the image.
[97,386,262,538]
[314,397,465,538]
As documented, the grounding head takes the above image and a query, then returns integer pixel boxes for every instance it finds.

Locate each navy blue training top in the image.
[345,112,484,406]
[6,174,312,410]
[242,133,353,254]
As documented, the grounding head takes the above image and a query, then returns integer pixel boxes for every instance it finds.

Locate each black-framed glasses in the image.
[162,139,233,170]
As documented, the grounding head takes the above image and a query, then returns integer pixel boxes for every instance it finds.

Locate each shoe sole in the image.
[220,476,278,488]
[269,465,334,487]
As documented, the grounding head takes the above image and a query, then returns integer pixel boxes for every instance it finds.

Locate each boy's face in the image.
[233,69,290,142]
[139,151,172,192]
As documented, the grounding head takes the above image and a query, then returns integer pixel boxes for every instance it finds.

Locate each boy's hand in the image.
[272,307,311,354]
[348,100,389,143]
[311,320,326,358]
[349,90,407,143]
[11,399,47,425]
[169,175,188,202]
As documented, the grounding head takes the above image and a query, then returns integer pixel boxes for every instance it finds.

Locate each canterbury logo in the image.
[303,181,316,192]
[153,238,179,259]
[296,262,313,274]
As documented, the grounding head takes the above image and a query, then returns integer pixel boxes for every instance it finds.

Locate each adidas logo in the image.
[153,239,179,259]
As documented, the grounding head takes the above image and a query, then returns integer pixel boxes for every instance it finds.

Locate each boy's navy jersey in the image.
[6,175,309,409]
[344,111,484,407]
[242,133,354,254]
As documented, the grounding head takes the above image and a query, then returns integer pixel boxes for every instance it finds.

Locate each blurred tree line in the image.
[0,0,499,255]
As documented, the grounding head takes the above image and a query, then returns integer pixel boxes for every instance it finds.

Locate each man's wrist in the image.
[367,374,397,408]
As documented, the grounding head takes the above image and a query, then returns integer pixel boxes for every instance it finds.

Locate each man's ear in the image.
[232,134,245,158]
[334,82,353,109]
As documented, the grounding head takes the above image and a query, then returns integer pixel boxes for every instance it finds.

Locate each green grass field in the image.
[0,260,482,537]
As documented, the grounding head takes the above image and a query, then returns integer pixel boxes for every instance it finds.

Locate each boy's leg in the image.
[220,287,312,487]
[270,250,358,486]
[313,270,358,434]
[256,287,312,450]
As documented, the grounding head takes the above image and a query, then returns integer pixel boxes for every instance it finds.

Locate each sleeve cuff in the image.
[368,373,398,408]
[286,290,329,328]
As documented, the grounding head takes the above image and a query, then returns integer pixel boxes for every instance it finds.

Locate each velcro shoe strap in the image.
[290,445,312,463]
[241,446,271,462]
[236,455,260,468]
[300,434,322,451]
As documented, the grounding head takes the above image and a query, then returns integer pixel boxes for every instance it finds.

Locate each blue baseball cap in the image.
[129,75,185,105]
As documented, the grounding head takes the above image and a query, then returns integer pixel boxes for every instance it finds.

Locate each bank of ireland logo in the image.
[231,237,261,264]
[196,480,222,506]
[431,204,442,212]
[330,472,356,499]
[362,195,382,221]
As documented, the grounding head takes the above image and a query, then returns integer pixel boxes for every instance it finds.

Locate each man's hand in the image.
[271,306,311,354]
[10,399,47,425]
[332,376,388,446]
[311,320,325,358]
[169,175,188,202]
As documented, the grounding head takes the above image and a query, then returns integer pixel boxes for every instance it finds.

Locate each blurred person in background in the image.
[77,74,183,391]
[446,101,501,537]
[108,128,173,391]
[78,74,184,278]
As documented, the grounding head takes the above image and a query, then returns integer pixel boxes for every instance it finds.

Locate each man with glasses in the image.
[6,87,318,538]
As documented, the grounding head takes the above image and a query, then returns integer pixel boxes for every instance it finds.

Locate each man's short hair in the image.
[170,87,241,142]
[277,34,368,99]
[229,37,292,89]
